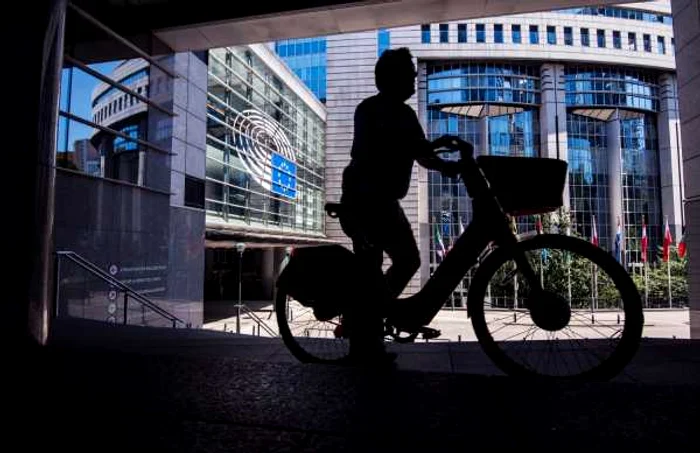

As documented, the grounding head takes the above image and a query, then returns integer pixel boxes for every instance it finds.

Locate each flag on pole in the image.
[536,215,544,234]
[614,216,623,263]
[663,217,673,262]
[434,222,446,260]
[641,219,648,263]
[442,211,452,252]
[678,226,687,259]
[591,215,599,247]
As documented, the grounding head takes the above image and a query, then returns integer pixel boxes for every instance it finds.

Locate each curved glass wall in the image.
[206,47,325,234]
[489,109,539,157]
[428,62,540,107]
[621,114,661,264]
[554,6,672,25]
[565,66,659,112]
[567,113,610,250]
[426,63,541,286]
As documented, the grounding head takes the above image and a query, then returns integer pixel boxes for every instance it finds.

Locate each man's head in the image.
[375,47,416,101]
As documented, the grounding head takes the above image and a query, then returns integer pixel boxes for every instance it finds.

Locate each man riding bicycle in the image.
[339,47,462,365]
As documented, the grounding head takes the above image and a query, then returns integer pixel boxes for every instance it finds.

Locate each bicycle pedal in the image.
[418,327,441,340]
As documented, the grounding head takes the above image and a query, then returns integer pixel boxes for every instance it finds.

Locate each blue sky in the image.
[57,61,121,153]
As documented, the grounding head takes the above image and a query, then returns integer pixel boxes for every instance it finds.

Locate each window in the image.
[421,24,431,43]
[494,24,504,43]
[581,28,590,47]
[439,24,449,43]
[597,29,606,48]
[512,24,521,43]
[377,29,390,56]
[564,26,573,45]
[547,26,556,45]
[628,32,637,51]
[643,33,651,52]
[529,25,539,44]
[613,31,621,49]
[184,176,205,209]
[657,36,666,54]
[476,24,486,43]
[458,24,467,43]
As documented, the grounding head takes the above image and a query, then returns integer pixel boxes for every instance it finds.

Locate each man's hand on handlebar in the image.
[432,135,472,152]
[440,161,461,178]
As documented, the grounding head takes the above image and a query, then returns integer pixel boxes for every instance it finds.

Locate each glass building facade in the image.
[206,47,326,235]
[567,113,610,250]
[274,38,327,103]
[424,60,666,276]
[426,62,541,266]
[565,65,662,265]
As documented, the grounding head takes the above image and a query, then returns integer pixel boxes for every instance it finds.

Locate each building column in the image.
[478,113,489,156]
[657,73,685,240]
[539,63,569,208]
[261,248,276,301]
[607,111,623,253]
[672,0,700,339]
[416,60,431,287]
[9,0,67,347]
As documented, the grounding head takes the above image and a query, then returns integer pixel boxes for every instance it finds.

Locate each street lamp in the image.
[235,242,246,334]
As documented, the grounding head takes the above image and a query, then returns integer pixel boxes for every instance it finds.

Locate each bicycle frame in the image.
[395,148,542,328]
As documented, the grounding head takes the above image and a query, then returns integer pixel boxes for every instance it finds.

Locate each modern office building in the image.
[203,44,327,303]
[274,38,327,103]
[56,48,208,327]
[90,58,150,184]
[318,1,684,295]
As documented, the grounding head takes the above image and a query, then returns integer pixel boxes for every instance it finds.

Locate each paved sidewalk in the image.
[52,317,700,384]
[11,318,696,452]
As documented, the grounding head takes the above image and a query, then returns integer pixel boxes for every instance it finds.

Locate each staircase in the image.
[54,251,186,328]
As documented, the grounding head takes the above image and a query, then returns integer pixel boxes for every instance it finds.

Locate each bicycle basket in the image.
[476,156,567,216]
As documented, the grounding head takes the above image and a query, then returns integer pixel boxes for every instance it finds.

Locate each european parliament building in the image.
[279,1,685,295]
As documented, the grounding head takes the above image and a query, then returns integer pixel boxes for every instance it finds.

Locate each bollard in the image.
[224,323,227,332]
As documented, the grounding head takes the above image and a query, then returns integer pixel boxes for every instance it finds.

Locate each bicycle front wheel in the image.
[469,234,643,380]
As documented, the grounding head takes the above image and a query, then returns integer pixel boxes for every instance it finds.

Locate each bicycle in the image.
[275,138,644,380]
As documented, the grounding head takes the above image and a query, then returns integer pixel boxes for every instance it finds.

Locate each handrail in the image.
[55,251,185,327]
[240,306,277,337]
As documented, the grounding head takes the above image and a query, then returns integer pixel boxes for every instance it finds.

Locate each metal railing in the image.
[55,251,185,328]
[238,305,277,337]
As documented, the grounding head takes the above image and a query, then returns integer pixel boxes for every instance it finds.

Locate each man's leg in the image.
[382,203,421,298]
[347,239,391,363]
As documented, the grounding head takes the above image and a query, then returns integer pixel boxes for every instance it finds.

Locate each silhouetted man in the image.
[340,47,460,364]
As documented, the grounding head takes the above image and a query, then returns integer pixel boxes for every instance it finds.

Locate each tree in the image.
[631,245,688,306]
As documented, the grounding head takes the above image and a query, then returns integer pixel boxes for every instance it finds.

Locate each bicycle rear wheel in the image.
[469,234,643,380]
[275,288,351,364]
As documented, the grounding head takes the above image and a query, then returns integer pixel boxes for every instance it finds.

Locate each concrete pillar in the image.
[539,63,569,208]
[479,113,489,156]
[261,248,276,301]
[607,111,623,253]
[8,0,67,347]
[672,0,700,338]
[657,73,685,240]
[416,61,431,287]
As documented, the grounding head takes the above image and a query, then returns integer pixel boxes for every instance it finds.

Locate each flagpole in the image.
[538,216,544,287]
[664,215,672,309]
[645,261,649,308]
[667,256,672,309]
[566,226,572,304]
